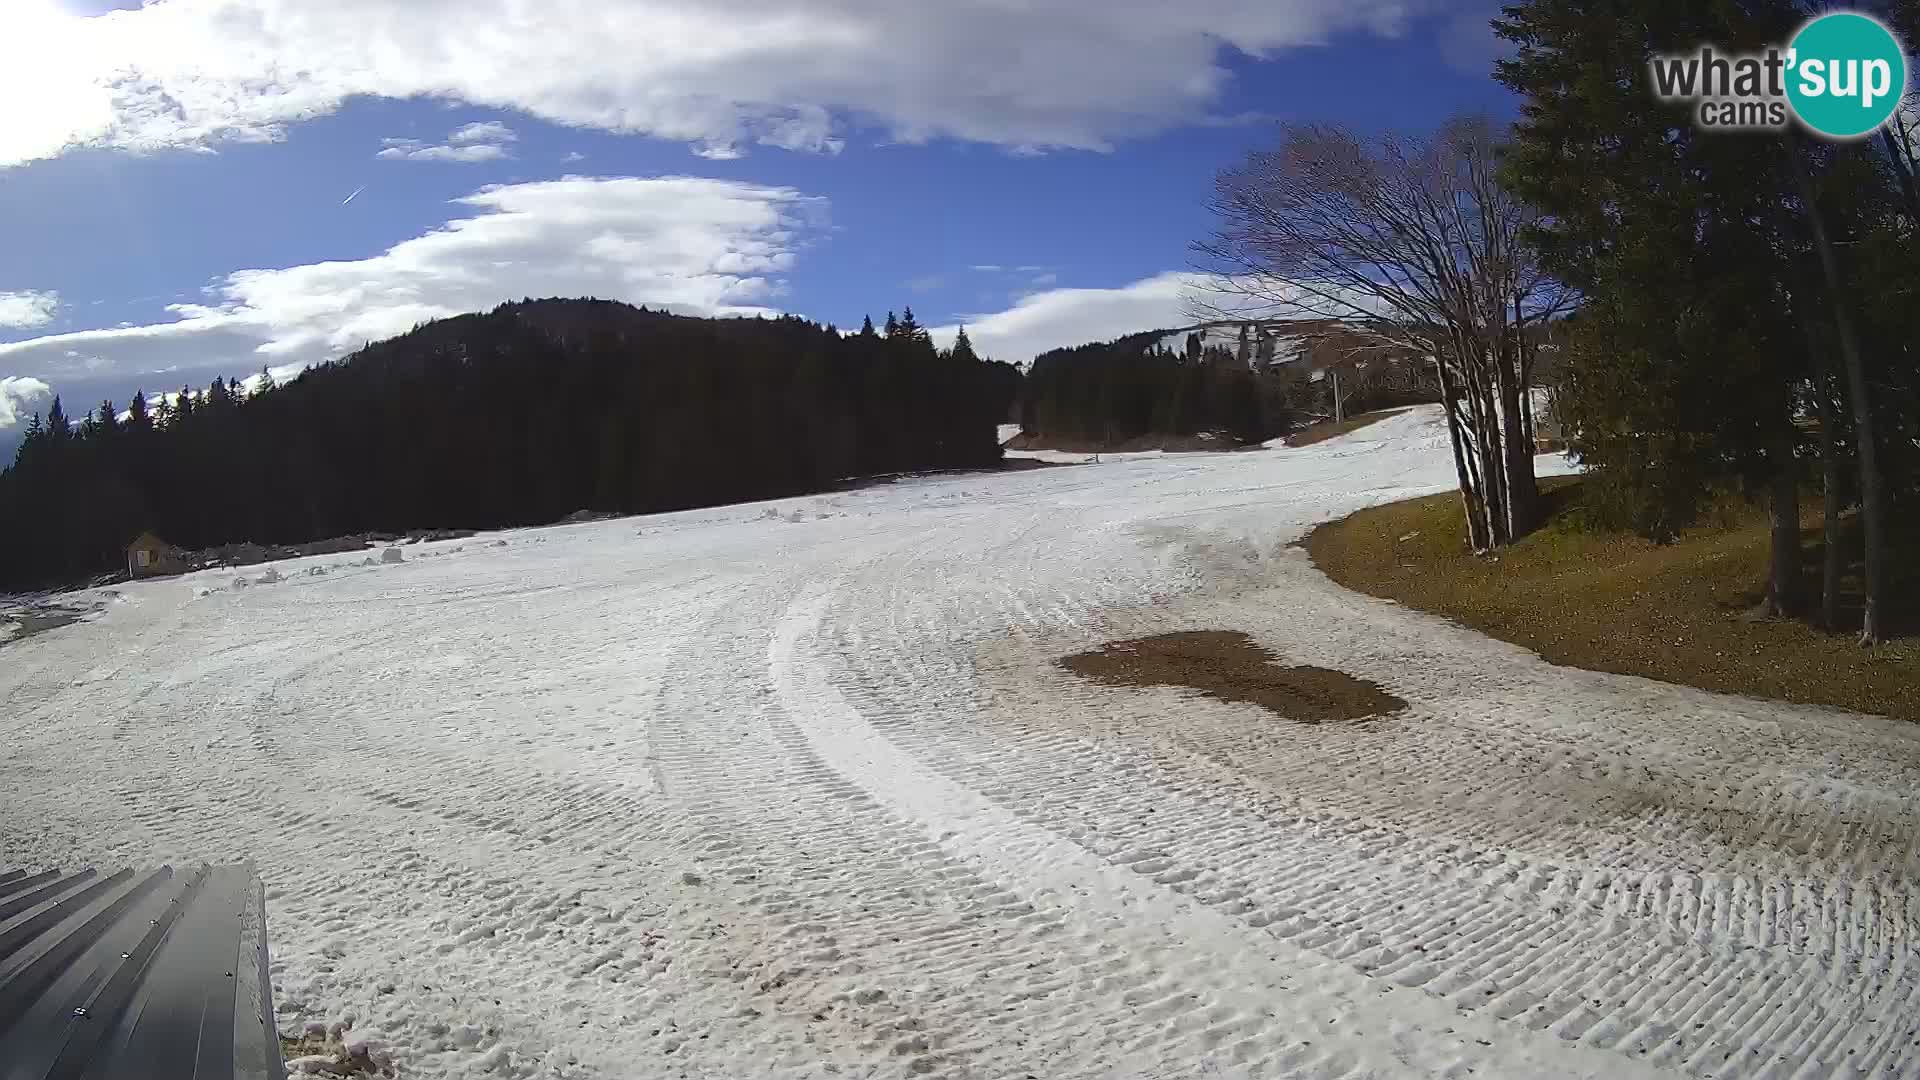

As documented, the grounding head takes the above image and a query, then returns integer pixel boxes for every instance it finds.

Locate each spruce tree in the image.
[126,390,150,430]
[45,396,68,443]
[14,413,43,466]
[951,326,979,364]
[1495,0,1863,619]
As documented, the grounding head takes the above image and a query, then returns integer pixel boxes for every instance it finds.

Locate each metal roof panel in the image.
[0,866,280,1080]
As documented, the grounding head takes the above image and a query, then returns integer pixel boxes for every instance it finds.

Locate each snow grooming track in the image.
[770,586,1669,1079]
[3,404,1919,1079]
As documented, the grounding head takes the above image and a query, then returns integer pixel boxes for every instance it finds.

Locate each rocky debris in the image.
[170,527,472,575]
[399,528,476,545]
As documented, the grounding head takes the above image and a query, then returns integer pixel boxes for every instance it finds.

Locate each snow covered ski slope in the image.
[4,406,1919,1079]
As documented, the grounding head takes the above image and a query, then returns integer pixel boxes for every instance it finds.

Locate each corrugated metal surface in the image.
[0,865,281,1080]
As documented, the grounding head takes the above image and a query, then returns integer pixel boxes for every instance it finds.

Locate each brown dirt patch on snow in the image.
[1060,630,1407,723]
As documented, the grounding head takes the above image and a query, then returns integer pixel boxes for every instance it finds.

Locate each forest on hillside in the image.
[1016,328,1439,448]
[0,299,1019,590]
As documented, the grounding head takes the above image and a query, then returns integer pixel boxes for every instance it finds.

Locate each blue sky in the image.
[0,0,1513,454]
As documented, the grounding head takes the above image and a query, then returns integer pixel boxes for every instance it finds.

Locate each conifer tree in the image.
[45,396,68,443]
[14,413,43,466]
[1495,0,1915,638]
[951,326,979,364]
[897,306,928,343]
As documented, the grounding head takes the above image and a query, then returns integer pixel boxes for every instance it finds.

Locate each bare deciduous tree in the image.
[1192,116,1573,549]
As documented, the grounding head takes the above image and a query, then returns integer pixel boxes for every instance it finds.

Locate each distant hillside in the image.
[1014,321,1441,451]
[0,298,1020,589]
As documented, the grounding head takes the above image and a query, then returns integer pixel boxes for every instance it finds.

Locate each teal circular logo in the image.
[1786,12,1908,139]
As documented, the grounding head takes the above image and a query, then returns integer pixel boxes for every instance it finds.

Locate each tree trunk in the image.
[1470,375,1510,547]
[1819,373,1844,629]
[1493,338,1539,539]
[1788,143,1887,646]
[1519,373,1538,450]
[1798,311,1846,630]
[1436,357,1490,550]
[1760,418,1804,617]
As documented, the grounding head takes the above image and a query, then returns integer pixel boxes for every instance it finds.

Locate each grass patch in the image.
[1060,630,1408,723]
[1303,476,1920,721]
[1285,408,1411,448]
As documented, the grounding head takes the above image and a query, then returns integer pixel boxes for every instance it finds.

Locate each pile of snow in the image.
[284,1018,397,1077]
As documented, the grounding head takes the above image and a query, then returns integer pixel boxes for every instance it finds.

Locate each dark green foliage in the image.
[0,298,1020,589]
[1497,0,1920,638]
[951,326,979,365]
[44,396,68,444]
[1496,0,1815,538]
[1017,332,1304,446]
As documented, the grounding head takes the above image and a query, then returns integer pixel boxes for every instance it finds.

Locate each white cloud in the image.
[378,140,512,162]
[449,121,518,145]
[935,270,1397,363]
[0,375,52,431]
[0,176,825,381]
[931,272,1203,365]
[0,290,60,329]
[377,122,518,162]
[1,0,1419,167]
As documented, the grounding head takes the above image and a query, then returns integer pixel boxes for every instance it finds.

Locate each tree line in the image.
[1017,332,1294,446]
[0,299,1019,591]
[1016,327,1439,448]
